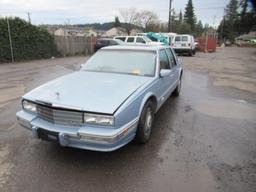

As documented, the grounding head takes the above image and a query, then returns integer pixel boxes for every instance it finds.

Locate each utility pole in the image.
[168,0,172,32]
[27,12,31,24]
[7,17,14,63]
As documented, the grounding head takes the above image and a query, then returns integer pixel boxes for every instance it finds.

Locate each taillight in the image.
[188,43,191,46]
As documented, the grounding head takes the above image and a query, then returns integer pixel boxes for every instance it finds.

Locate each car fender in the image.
[139,92,157,117]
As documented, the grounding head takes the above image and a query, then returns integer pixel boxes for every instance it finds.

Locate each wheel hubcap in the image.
[178,79,181,92]
[145,109,152,135]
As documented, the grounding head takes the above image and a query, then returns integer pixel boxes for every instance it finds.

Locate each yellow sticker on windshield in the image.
[132,69,140,75]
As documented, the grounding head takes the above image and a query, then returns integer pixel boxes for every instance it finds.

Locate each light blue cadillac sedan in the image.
[16,45,183,152]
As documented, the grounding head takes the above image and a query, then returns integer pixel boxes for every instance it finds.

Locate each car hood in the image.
[23,71,152,114]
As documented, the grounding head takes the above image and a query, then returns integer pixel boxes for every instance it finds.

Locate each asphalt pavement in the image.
[0,47,255,192]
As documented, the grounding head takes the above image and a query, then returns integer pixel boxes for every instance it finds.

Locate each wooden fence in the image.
[54,36,96,56]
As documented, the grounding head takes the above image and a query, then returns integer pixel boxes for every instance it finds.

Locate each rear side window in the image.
[127,37,135,43]
[175,36,181,42]
[165,48,176,67]
[115,37,125,41]
[159,50,170,69]
[136,37,146,43]
[182,36,188,41]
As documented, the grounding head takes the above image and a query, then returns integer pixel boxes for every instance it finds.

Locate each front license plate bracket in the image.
[37,128,59,143]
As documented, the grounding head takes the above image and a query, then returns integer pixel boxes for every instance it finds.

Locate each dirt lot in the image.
[0,47,255,192]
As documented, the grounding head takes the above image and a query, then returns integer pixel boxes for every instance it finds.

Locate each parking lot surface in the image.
[0,47,255,192]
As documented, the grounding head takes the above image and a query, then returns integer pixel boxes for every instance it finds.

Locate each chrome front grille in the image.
[36,104,83,126]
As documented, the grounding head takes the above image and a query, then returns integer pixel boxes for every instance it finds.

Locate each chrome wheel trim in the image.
[144,108,153,136]
[177,79,181,93]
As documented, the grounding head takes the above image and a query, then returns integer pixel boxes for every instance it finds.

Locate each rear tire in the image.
[188,50,193,56]
[135,100,155,143]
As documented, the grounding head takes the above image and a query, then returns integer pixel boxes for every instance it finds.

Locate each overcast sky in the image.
[0,0,229,27]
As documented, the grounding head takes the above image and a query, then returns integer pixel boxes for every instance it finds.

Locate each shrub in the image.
[0,17,59,62]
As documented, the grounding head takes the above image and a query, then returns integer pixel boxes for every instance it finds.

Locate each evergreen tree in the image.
[194,20,204,37]
[114,16,121,28]
[226,0,239,24]
[217,0,239,43]
[179,10,183,23]
[184,0,196,31]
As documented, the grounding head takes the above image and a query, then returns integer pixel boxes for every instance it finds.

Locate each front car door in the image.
[157,49,175,106]
[165,48,180,85]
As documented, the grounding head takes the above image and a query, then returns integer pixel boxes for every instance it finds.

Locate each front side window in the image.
[165,48,176,67]
[159,50,170,69]
[82,50,156,77]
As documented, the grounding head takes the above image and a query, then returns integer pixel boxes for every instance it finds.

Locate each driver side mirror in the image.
[160,69,171,78]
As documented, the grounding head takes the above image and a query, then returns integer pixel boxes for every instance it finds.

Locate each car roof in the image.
[102,45,170,51]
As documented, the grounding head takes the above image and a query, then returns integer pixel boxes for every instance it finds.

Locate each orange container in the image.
[198,37,217,52]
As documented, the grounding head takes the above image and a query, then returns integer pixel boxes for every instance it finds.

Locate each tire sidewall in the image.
[136,100,155,143]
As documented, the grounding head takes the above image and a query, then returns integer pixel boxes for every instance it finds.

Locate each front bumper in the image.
[16,110,138,152]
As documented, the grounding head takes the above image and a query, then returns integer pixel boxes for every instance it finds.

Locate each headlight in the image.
[84,113,114,126]
[22,100,37,113]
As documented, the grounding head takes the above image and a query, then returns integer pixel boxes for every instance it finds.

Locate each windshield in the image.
[82,50,156,76]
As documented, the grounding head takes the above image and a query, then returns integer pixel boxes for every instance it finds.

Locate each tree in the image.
[119,7,139,34]
[114,16,121,27]
[178,10,183,23]
[226,0,239,24]
[135,10,158,32]
[194,20,204,37]
[184,0,197,31]
[0,17,58,62]
[217,0,239,43]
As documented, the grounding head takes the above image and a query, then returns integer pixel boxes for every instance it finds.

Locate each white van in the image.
[172,34,196,56]
[113,36,163,45]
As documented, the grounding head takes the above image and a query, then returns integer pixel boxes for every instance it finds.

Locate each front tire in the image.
[172,76,182,96]
[135,100,155,143]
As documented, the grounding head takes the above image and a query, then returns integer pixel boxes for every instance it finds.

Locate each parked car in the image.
[16,45,183,152]
[113,36,163,45]
[172,34,196,56]
[94,38,124,52]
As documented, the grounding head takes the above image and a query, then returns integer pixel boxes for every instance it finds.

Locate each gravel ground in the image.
[0,47,255,192]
